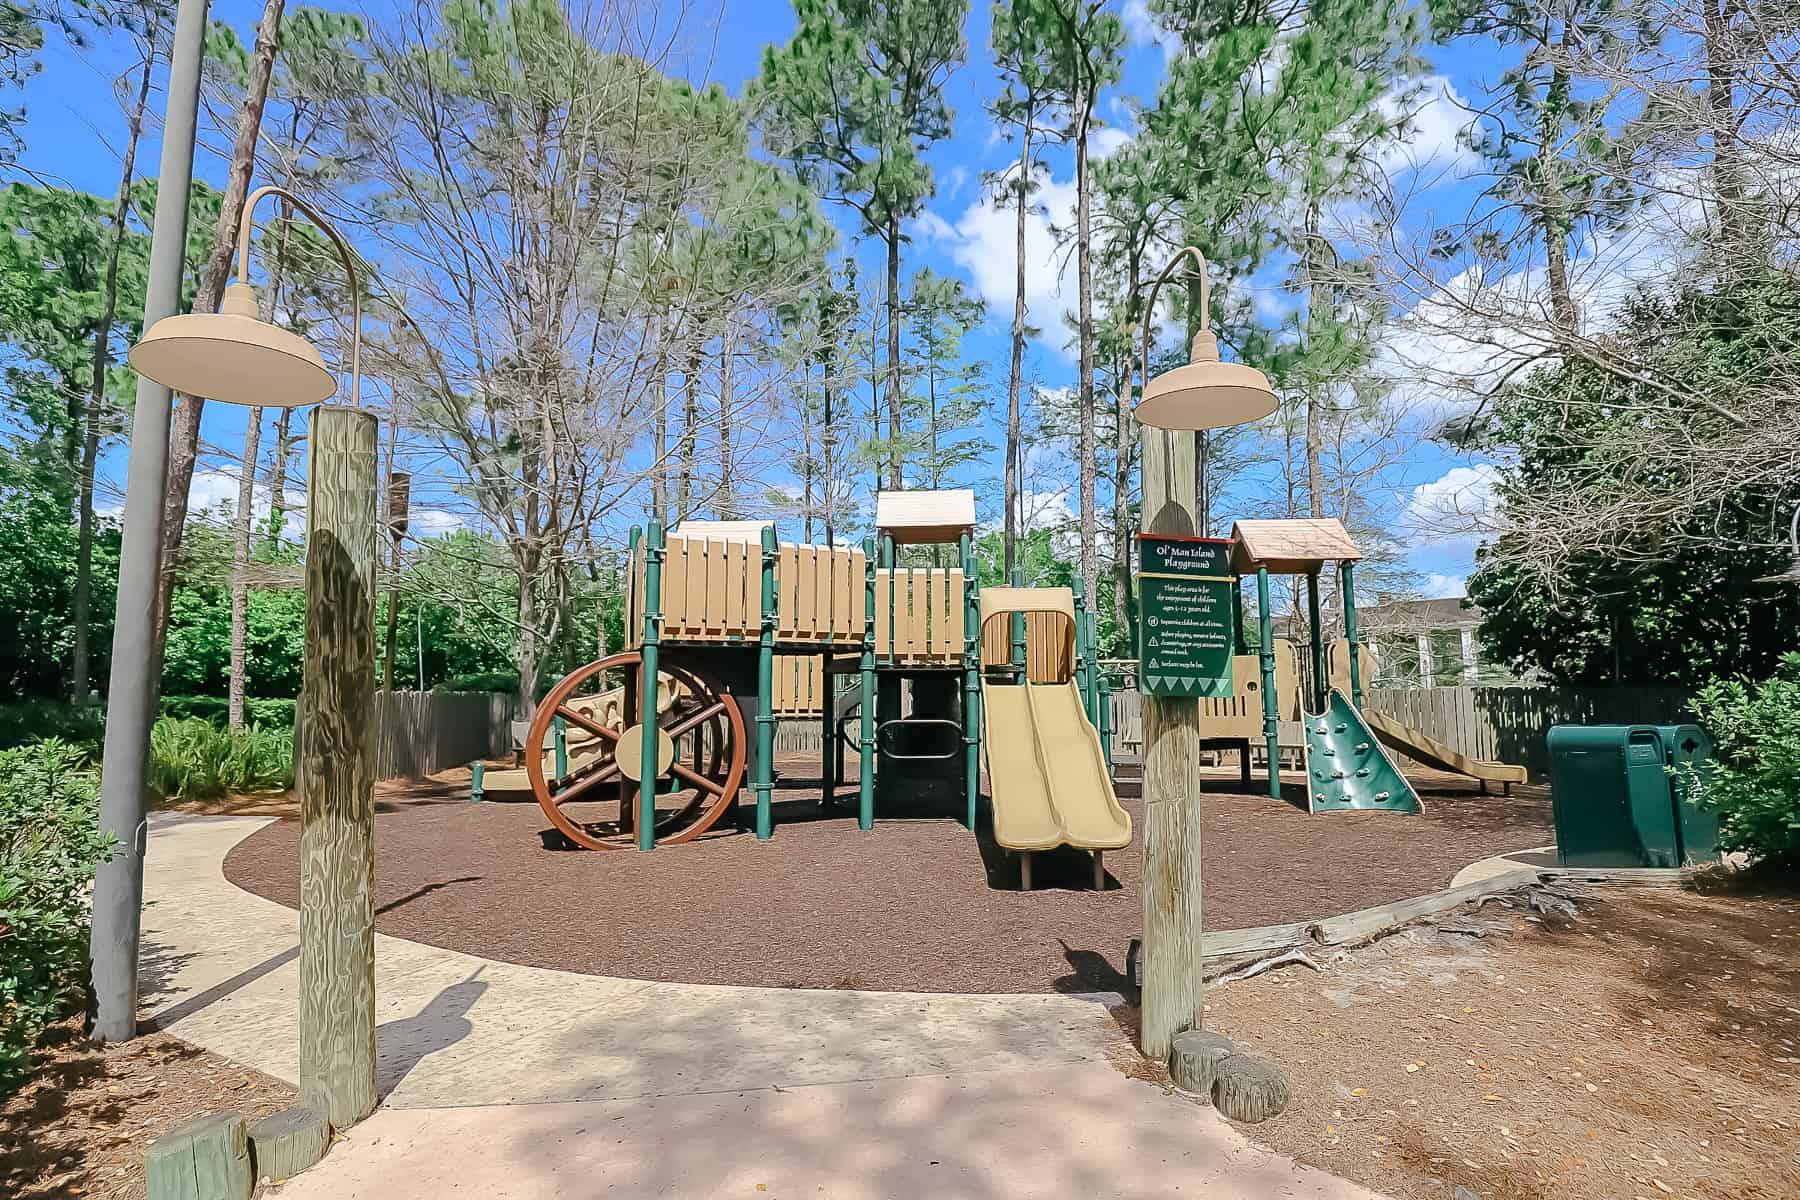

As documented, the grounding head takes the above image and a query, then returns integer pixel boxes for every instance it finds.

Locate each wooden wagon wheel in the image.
[525,651,745,851]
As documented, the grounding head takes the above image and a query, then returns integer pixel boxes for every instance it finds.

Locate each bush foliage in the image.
[0,701,106,755]
[147,717,294,802]
[159,694,296,728]
[1688,653,1800,867]
[0,740,113,1093]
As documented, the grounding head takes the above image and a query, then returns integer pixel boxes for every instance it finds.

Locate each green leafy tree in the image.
[1467,273,1800,684]
[1687,653,1800,868]
[752,0,968,490]
[903,268,989,494]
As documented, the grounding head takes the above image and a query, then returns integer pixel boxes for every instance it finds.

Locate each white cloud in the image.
[1122,0,1182,63]
[410,509,467,537]
[1421,572,1468,599]
[1404,464,1499,542]
[184,467,284,525]
[913,172,1079,361]
[1377,75,1480,178]
[1090,126,1132,161]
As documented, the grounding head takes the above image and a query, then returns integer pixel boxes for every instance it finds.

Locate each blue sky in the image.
[20,0,1520,600]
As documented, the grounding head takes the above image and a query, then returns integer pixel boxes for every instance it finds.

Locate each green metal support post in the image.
[1256,567,1281,800]
[1074,588,1090,712]
[755,526,777,839]
[821,654,836,807]
[858,536,876,831]
[1305,571,1325,712]
[470,761,484,803]
[961,531,980,831]
[552,714,568,782]
[1098,669,1113,768]
[1010,566,1026,675]
[1086,609,1102,723]
[638,520,664,850]
[1340,560,1363,710]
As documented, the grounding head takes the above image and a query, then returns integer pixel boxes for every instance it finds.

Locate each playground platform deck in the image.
[222,761,1554,994]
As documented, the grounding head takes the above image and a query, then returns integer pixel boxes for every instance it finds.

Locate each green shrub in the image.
[0,702,106,755]
[147,717,294,802]
[1688,652,1800,867]
[434,671,519,695]
[159,694,295,728]
[0,739,113,1093]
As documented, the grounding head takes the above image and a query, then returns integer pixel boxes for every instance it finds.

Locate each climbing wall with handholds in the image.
[1303,688,1422,814]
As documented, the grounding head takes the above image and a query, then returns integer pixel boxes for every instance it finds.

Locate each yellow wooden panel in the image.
[873,567,891,660]
[845,548,864,640]
[661,537,688,635]
[926,570,942,658]
[777,544,799,637]
[684,538,707,636]
[797,546,820,639]
[813,546,831,640]
[724,539,746,632]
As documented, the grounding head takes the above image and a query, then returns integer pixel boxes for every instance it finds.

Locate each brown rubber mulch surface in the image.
[222,760,1553,994]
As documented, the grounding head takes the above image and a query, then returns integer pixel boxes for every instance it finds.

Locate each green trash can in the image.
[1548,725,1683,868]
[1659,723,1720,866]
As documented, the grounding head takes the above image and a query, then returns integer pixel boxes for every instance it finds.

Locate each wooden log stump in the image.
[145,1112,252,1200]
[1212,1055,1292,1123]
[1168,1029,1236,1096]
[248,1105,329,1182]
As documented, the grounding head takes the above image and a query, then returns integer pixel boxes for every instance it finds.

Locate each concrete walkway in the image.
[140,813,1384,1198]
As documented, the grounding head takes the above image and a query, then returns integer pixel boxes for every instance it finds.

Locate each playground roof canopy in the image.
[669,519,774,542]
[1229,518,1362,574]
[876,489,976,545]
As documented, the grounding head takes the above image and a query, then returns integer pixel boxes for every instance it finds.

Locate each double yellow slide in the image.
[978,587,1131,874]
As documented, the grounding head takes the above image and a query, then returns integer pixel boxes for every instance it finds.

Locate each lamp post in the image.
[126,185,382,1128]
[89,0,210,1046]
[1133,246,1277,1060]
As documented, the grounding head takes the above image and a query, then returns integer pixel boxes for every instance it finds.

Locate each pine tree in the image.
[752,0,968,491]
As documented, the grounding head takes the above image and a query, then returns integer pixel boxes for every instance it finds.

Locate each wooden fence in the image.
[1106,684,1693,778]
[296,690,517,787]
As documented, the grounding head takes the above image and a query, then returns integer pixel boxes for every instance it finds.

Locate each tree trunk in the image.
[1005,122,1032,579]
[71,14,158,704]
[267,408,294,545]
[1075,104,1097,609]
[884,217,902,491]
[228,208,291,728]
[1113,251,1143,652]
[677,344,699,522]
[157,0,286,658]
[229,410,263,728]
[1538,32,1579,337]
[821,338,836,546]
[1701,0,1752,271]
[717,329,734,518]
[1303,200,1325,520]
[516,558,538,721]
[652,320,667,523]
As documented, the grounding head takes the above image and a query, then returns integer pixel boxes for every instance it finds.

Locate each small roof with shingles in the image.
[669,519,774,542]
[1229,518,1362,574]
[876,489,976,544]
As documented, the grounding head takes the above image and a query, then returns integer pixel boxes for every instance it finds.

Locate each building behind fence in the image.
[1106,684,1693,779]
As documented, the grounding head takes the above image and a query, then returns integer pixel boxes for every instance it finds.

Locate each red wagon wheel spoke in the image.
[551,761,622,806]
[526,651,745,851]
[556,705,623,743]
[668,761,725,796]
[663,699,728,742]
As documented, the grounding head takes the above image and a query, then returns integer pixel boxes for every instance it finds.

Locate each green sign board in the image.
[1137,535,1235,698]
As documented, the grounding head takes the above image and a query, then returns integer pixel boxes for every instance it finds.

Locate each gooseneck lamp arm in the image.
[1140,245,1211,395]
[236,183,363,406]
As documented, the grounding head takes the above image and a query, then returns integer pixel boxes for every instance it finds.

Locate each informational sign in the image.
[1137,535,1235,698]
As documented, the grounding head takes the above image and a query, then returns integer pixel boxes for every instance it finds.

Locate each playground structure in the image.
[491,499,1523,876]
[513,491,1126,887]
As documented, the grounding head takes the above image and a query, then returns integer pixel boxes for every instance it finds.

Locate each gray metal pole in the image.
[89,0,210,1044]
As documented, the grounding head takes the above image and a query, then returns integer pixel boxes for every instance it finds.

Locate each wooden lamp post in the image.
[1133,247,1278,1059]
[129,185,381,1129]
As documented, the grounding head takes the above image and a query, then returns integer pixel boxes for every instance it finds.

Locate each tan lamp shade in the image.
[128,281,336,408]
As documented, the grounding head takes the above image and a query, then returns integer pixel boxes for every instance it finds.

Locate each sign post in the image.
[1137,535,1234,699]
